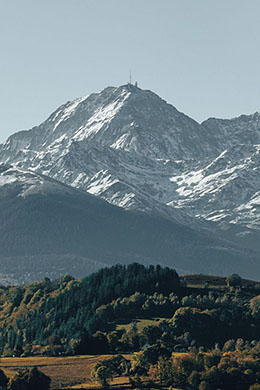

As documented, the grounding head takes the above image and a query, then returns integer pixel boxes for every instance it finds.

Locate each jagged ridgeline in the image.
[0,264,180,355]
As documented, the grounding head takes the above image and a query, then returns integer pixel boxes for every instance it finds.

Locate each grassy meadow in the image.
[116,318,168,332]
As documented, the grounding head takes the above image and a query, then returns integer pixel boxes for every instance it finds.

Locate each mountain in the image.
[1,84,260,281]
[0,85,218,222]
[168,112,260,248]
[1,85,260,236]
[0,164,259,283]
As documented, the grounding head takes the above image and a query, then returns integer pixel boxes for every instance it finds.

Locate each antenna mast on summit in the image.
[129,70,132,85]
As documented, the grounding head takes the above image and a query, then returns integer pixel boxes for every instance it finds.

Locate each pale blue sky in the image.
[0,0,260,143]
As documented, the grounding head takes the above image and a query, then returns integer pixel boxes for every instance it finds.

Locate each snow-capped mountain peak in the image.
[1,84,260,250]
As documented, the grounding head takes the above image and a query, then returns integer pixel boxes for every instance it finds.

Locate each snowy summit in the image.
[1,84,260,252]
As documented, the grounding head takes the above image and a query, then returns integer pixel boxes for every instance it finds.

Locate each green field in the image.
[116,317,169,332]
[180,273,259,289]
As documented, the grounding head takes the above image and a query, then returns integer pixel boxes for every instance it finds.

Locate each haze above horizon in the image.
[0,0,260,143]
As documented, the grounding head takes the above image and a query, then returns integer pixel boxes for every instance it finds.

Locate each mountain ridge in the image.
[1,84,260,281]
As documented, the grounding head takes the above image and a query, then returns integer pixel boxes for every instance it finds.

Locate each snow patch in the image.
[73,92,131,141]
[52,95,88,132]
[87,171,119,195]
[0,174,17,186]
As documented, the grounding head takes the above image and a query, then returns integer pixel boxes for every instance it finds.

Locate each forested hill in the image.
[1,263,260,360]
[0,263,179,355]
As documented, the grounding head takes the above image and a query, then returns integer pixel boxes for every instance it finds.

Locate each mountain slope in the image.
[0,164,259,283]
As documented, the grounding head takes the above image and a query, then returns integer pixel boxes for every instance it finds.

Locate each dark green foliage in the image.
[8,367,50,390]
[27,367,51,390]
[142,344,172,365]
[188,370,201,389]
[0,369,8,387]
[0,264,179,355]
[226,273,242,288]
[142,325,163,344]
[74,330,109,355]
[3,264,260,357]
[95,355,131,377]
[92,365,113,389]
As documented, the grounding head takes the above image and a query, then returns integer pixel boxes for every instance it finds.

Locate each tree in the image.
[8,367,51,390]
[48,334,61,346]
[8,369,28,390]
[142,344,171,365]
[92,366,113,389]
[226,274,242,288]
[203,350,221,369]
[142,325,162,345]
[250,295,260,319]
[129,374,143,390]
[0,369,8,388]
[235,338,244,351]
[156,357,174,386]
[171,307,214,346]
[222,339,235,352]
[28,367,51,390]
[188,371,201,389]
[96,355,131,376]
[199,381,210,390]
[107,332,121,353]
[131,351,150,376]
